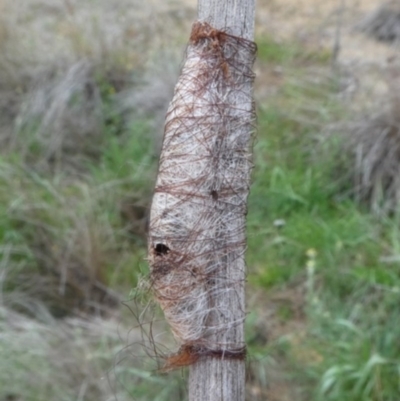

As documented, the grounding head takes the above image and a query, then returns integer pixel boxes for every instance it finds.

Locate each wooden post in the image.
[198,0,255,40]
[189,3,255,401]
[148,1,256,400]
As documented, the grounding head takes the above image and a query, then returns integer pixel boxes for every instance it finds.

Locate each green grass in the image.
[306,290,400,401]
[246,65,400,400]
[257,36,332,65]
[0,92,155,314]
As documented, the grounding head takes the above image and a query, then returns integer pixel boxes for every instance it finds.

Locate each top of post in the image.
[197,0,256,40]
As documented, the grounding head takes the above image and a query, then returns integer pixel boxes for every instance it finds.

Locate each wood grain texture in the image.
[189,1,256,401]
[198,0,255,40]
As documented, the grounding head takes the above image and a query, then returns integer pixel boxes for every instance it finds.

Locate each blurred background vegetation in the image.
[1,0,400,400]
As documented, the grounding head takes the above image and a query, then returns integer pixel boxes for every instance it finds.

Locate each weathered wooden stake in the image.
[189,3,255,401]
[148,1,256,400]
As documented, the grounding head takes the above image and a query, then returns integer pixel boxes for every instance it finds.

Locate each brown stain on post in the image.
[190,22,228,46]
[161,344,247,372]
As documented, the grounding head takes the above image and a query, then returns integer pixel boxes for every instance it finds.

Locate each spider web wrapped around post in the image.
[148,21,256,371]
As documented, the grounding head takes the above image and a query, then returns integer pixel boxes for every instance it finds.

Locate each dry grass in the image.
[347,112,400,213]
[338,60,400,213]
[357,1,400,43]
[0,305,178,401]
[0,0,190,173]
[0,2,188,397]
[0,169,125,316]
[0,0,189,314]
[11,61,115,173]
